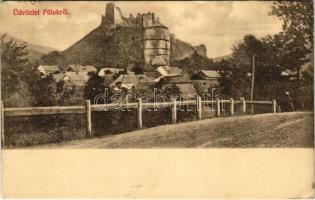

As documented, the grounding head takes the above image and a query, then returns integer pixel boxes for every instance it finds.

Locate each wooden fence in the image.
[0,97,277,145]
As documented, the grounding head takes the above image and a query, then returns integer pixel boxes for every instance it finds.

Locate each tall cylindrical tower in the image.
[142,14,171,67]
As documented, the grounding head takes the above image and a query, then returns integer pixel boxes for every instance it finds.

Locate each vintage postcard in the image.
[0,0,314,198]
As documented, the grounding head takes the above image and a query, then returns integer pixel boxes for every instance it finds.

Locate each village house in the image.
[63,72,90,87]
[145,55,183,78]
[98,68,126,76]
[148,55,197,98]
[98,67,136,85]
[110,74,156,91]
[157,75,197,99]
[192,70,221,94]
[151,56,167,67]
[52,73,66,83]
[37,65,60,77]
[65,64,97,73]
[37,64,97,87]
[62,65,97,87]
[156,66,182,77]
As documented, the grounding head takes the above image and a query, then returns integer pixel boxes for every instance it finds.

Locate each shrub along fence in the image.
[1,97,277,146]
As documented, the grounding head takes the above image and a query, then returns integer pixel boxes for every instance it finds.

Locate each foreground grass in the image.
[31,112,313,148]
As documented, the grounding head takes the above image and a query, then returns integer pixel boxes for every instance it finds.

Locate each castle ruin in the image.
[101,3,171,68]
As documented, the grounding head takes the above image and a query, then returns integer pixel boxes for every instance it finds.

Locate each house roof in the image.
[82,65,97,72]
[198,70,221,78]
[111,75,154,87]
[98,68,125,76]
[199,70,221,78]
[66,64,97,73]
[66,64,80,72]
[161,82,197,98]
[37,65,60,74]
[157,66,182,76]
[64,72,90,87]
[151,56,167,66]
[159,75,191,84]
[52,73,66,83]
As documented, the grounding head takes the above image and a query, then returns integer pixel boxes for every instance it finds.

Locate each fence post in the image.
[85,100,92,137]
[137,98,143,129]
[216,98,221,117]
[1,101,4,146]
[241,97,246,114]
[278,104,282,113]
[272,99,277,113]
[230,98,234,116]
[197,96,202,120]
[172,98,177,124]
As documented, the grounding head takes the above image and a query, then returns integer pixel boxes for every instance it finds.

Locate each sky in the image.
[1,1,283,58]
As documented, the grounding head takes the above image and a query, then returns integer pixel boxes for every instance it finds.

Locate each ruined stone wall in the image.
[100,4,172,68]
[170,37,208,62]
[194,44,207,57]
[101,3,124,28]
[192,80,219,95]
[142,13,155,27]
[113,7,124,24]
[104,3,115,24]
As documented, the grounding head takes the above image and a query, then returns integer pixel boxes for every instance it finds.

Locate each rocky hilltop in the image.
[43,3,210,72]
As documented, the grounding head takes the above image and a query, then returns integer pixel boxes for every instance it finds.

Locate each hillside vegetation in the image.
[1,34,57,63]
[41,25,214,72]
[61,26,144,69]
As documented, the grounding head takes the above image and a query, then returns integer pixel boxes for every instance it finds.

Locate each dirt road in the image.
[33,112,313,148]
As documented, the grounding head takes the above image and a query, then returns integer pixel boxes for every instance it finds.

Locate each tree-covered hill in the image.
[1,34,58,63]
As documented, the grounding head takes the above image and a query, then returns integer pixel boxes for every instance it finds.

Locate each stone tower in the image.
[101,2,123,28]
[142,13,171,67]
[100,3,171,70]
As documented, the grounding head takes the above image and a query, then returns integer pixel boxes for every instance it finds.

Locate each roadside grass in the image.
[31,112,314,149]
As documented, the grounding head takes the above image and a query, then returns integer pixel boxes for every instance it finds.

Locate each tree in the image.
[1,34,78,107]
[84,73,112,104]
[270,1,313,109]
[270,1,313,81]
[0,34,35,107]
[215,59,235,97]
[131,65,143,75]
[40,51,66,68]
[30,75,61,106]
[1,34,27,93]
[161,84,181,100]
[271,1,313,51]
[171,50,214,78]
[217,35,282,99]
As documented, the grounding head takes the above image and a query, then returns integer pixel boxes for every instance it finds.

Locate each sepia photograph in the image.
[1,1,314,199]
[0,1,313,149]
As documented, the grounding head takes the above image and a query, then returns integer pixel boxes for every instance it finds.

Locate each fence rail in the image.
[4,106,86,116]
[0,97,277,145]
